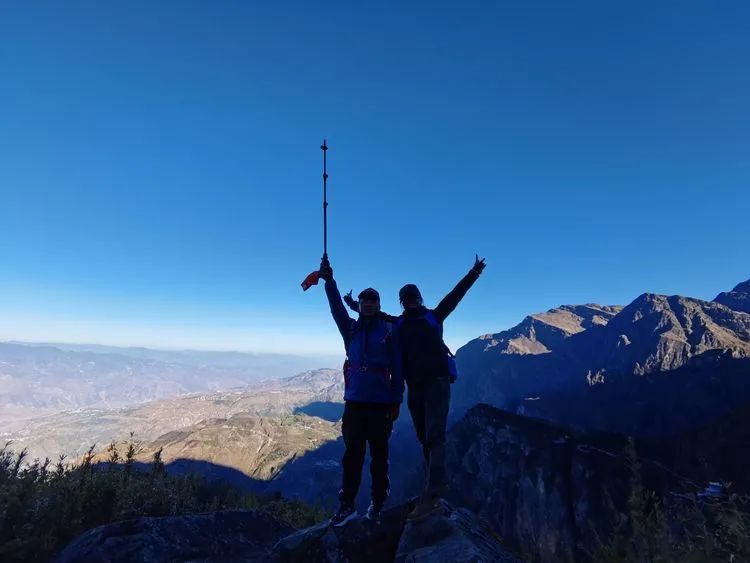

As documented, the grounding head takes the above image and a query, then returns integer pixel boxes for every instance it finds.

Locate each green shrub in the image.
[589,438,750,562]
[0,438,328,563]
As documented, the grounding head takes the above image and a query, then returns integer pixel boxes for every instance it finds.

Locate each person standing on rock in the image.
[398,255,486,519]
[318,258,405,526]
[342,255,486,519]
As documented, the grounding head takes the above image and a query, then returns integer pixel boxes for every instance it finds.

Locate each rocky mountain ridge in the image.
[452,278,750,435]
[464,303,622,356]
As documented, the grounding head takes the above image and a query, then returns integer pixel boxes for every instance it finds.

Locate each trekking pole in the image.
[321,139,329,265]
[301,140,331,291]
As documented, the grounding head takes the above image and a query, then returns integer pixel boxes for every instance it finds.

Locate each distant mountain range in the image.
[3,368,343,463]
[0,341,339,422]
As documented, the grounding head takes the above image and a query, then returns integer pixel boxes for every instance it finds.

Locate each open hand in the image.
[344,290,358,310]
[473,254,486,275]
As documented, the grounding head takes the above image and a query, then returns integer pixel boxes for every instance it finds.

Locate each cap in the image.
[358,288,380,301]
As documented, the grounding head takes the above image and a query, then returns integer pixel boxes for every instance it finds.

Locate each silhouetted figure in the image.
[318,258,404,526]
[346,255,486,519]
[400,255,485,519]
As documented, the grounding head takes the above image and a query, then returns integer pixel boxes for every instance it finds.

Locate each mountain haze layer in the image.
[0,342,339,422]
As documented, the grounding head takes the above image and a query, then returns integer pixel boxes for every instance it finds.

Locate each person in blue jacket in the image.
[318,258,404,526]
[343,255,486,520]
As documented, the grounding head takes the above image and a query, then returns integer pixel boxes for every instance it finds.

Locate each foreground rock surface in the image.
[53,510,292,563]
[395,499,520,562]
[275,499,519,562]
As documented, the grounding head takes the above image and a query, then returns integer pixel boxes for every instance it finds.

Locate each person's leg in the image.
[407,385,429,480]
[367,404,394,508]
[423,377,451,497]
[339,402,367,506]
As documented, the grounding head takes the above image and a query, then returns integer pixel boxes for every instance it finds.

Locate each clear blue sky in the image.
[1,1,748,355]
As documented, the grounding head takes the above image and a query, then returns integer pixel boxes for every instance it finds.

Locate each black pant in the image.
[407,376,450,496]
[339,401,394,506]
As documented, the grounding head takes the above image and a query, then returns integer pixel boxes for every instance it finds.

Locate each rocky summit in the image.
[53,500,520,562]
[275,498,520,563]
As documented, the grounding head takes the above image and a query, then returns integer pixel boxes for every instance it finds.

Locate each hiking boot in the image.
[407,494,441,521]
[365,500,384,524]
[329,502,357,527]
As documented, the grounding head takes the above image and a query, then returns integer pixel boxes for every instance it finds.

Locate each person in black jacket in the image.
[343,255,486,519]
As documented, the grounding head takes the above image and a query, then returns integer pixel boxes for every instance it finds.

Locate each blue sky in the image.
[1,1,748,355]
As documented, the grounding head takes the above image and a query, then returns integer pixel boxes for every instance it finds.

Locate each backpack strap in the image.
[423,310,444,338]
[345,320,359,358]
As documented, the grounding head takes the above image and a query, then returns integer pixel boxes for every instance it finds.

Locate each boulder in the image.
[53,510,291,563]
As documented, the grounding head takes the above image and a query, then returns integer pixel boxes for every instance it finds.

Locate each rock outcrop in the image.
[55,493,521,562]
[274,502,411,562]
[53,510,293,563]
[395,500,520,562]
[274,499,520,563]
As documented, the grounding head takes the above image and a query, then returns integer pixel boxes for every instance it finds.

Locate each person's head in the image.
[399,284,423,309]
[358,288,381,317]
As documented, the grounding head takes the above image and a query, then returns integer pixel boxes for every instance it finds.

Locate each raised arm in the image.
[319,261,355,346]
[433,254,486,323]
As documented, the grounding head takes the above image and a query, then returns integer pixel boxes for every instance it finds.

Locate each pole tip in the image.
[321,139,328,150]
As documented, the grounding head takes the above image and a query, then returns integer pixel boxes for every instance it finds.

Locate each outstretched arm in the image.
[433,254,486,323]
[320,261,354,346]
